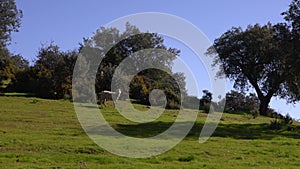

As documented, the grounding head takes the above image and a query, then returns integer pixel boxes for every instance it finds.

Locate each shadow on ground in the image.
[108,121,300,140]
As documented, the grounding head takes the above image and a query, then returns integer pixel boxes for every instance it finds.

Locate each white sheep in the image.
[98,89,121,107]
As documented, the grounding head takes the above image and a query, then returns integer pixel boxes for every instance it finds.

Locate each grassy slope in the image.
[0,96,300,169]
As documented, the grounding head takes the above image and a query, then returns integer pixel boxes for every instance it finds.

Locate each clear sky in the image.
[8,0,300,119]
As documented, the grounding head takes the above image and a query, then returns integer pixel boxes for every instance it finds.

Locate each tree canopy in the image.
[0,0,22,48]
[0,0,24,88]
[207,0,300,116]
[78,23,185,108]
[281,0,300,102]
[225,90,259,113]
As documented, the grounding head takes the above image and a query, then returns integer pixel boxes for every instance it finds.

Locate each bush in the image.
[250,109,259,119]
[202,103,214,114]
[63,94,72,100]
[265,108,280,118]
[182,95,199,109]
[166,100,180,109]
[270,119,282,130]
[225,90,259,113]
[283,113,293,125]
[269,113,294,130]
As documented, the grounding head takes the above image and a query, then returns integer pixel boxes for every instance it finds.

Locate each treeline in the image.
[0,38,284,116]
[194,90,284,119]
[1,22,187,109]
[1,0,300,117]
[0,20,262,113]
[5,45,77,99]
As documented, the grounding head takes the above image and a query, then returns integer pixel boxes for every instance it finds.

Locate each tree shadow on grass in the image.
[106,121,300,140]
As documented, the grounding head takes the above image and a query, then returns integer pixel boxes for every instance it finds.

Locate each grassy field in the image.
[1,96,300,169]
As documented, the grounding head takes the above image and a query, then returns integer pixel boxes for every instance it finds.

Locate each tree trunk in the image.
[259,97,271,116]
[248,78,276,116]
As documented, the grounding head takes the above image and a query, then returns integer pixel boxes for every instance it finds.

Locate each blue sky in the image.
[8,0,300,119]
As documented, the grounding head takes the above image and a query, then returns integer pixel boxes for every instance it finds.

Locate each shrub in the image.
[166,100,180,109]
[270,119,282,130]
[202,103,214,114]
[269,113,294,130]
[283,113,293,125]
[225,90,259,113]
[250,109,259,119]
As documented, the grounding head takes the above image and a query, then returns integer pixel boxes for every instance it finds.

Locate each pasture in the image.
[1,96,300,168]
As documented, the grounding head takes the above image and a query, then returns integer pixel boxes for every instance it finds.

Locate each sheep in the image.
[97,89,121,107]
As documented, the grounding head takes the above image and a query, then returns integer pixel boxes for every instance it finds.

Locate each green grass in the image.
[0,92,35,96]
[1,96,300,168]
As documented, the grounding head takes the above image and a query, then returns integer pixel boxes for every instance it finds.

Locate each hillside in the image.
[0,96,300,169]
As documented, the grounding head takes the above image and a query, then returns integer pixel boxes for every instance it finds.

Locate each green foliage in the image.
[130,75,149,103]
[205,0,300,116]
[6,67,37,93]
[182,95,199,109]
[33,44,77,99]
[0,53,29,91]
[80,23,184,107]
[201,90,212,102]
[202,102,213,114]
[282,0,300,36]
[269,119,283,130]
[0,0,23,86]
[0,55,17,83]
[166,99,180,109]
[225,90,259,114]
[198,90,216,112]
[283,113,294,125]
[0,0,22,47]
[250,109,259,119]
[7,44,78,99]
[270,113,294,130]
[281,0,300,102]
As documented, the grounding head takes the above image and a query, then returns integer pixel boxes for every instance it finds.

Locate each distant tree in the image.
[0,0,23,85]
[182,95,200,109]
[10,54,29,70]
[0,52,28,90]
[9,44,78,98]
[81,23,185,108]
[225,90,259,113]
[6,66,37,93]
[201,90,212,103]
[225,90,244,112]
[199,90,213,113]
[0,49,15,83]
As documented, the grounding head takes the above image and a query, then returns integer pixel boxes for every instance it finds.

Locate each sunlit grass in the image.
[0,96,300,168]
